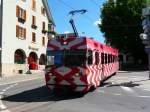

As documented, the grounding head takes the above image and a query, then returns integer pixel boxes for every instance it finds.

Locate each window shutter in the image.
[34,16,36,25]
[24,10,26,21]
[32,16,36,25]
[42,22,45,30]
[16,6,20,17]
[24,28,26,39]
[32,0,36,10]
[16,25,19,38]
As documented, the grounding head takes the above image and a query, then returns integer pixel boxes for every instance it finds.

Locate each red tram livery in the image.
[45,36,119,93]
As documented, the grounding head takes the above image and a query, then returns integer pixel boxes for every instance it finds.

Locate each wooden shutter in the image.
[16,25,19,38]
[32,16,34,25]
[24,28,26,39]
[24,10,26,21]
[34,16,36,25]
[32,16,36,25]
[32,0,36,10]
[42,22,45,30]
[16,6,20,17]
[42,37,45,46]
[32,32,36,42]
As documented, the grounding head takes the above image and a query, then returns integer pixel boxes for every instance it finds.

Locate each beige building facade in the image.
[0,0,55,77]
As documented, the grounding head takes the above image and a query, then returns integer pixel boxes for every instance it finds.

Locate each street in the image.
[0,71,150,112]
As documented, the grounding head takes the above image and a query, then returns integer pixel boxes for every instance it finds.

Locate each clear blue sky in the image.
[48,0,106,43]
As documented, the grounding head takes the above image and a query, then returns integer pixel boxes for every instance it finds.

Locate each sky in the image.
[48,0,106,43]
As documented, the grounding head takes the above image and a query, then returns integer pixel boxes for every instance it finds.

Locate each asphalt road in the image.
[1,71,150,112]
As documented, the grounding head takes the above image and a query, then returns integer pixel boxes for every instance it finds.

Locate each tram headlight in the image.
[49,73,53,76]
[75,70,83,77]
[75,73,80,77]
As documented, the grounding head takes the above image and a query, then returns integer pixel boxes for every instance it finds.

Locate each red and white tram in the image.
[45,36,119,93]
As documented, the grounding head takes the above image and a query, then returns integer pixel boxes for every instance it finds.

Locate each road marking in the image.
[114,93,121,96]
[2,90,6,92]
[0,83,18,112]
[139,96,150,98]
[0,92,4,95]
[120,86,135,93]
[143,89,150,92]
[0,96,7,110]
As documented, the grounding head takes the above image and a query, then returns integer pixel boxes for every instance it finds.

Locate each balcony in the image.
[31,24,37,29]
[42,29,47,34]
[18,17,25,23]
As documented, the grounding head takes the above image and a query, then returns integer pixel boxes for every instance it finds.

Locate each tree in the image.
[99,0,147,63]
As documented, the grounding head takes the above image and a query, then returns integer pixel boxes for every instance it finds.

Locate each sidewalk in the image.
[107,71,150,91]
[0,71,45,86]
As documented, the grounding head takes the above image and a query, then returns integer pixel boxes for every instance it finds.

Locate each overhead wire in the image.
[58,0,95,23]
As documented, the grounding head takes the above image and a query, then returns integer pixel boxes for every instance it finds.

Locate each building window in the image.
[16,6,26,23]
[42,37,45,46]
[42,22,47,34]
[41,7,46,16]
[16,25,26,39]
[31,16,37,29]
[32,0,36,11]
[32,32,36,42]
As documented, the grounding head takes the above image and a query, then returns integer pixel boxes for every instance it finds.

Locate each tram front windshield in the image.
[47,50,86,66]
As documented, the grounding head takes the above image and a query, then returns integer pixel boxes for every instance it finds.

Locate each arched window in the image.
[14,49,26,64]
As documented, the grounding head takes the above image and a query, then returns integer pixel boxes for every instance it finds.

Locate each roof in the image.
[42,0,55,26]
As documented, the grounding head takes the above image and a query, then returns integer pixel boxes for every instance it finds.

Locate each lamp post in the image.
[0,0,3,77]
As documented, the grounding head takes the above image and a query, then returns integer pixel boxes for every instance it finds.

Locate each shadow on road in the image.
[101,81,142,88]
[102,79,150,88]
[2,86,84,103]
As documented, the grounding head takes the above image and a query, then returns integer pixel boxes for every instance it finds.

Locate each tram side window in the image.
[110,54,112,63]
[95,52,99,65]
[88,50,93,65]
[113,55,115,62]
[101,53,104,64]
[108,54,110,63]
[105,53,107,64]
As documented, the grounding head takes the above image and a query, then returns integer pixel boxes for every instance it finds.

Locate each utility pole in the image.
[0,0,3,77]
[140,0,150,79]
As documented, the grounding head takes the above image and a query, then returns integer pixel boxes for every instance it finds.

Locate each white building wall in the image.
[2,0,49,76]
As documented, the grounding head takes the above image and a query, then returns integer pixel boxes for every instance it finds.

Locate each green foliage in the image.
[99,0,146,62]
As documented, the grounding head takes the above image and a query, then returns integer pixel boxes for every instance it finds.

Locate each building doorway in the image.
[28,52,38,70]
[39,54,46,65]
